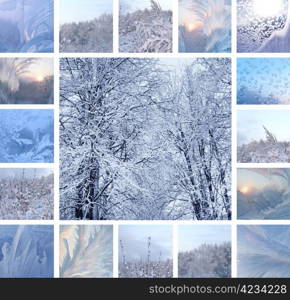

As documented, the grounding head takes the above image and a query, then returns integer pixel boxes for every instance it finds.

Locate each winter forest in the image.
[0,58,53,104]
[179,0,231,53]
[119,0,172,53]
[0,225,54,278]
[237,0,290,52]
[119,225,173,278]
[238,110,290,163]
[0,0,53,53]
[59,0,112,53]
[0,109,54,163]
[60,57,231,221]
[0,168,53,220]
[178,225,231,278]
[238,225,290,277]
[60,225,113,278]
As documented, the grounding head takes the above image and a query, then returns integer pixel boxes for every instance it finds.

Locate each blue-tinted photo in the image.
[0,109,54,163]
[0,225,54,278]
[238,225,290,277]
[237,58,289,104]
[0,0,54,53]
[237,0,290,52]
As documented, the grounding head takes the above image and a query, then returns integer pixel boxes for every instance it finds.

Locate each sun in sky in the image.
[252,0,285,18]
[35,75,44,82]
[239,185,252,195]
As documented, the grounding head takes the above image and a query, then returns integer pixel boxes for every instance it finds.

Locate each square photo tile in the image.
[59,225,113,278]
[178,225,231,278]
[0,0,54,53]
[0,168,53,220]
[119,225,173,278]
[238,225,290,278]
[0,58,54,104]
[237,110,290,163]
[238,168,290,220]
[237,58,290,105]
[179,0,231,53]
[0,225,54,278]
[59,0,113,53]
[59,58,231,221]
[119,0,173,53]
[237,0,290,52]
[0,109,54,163]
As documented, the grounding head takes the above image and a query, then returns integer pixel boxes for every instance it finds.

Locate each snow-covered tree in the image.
[60,58,231,220]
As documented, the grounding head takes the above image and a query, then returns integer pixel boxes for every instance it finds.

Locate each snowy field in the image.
[0,225,54,278]
[119,225,173,278]
[238,110,290,163]
[60,58,231,220]
[119,0,172,53]
[0,169,53,220]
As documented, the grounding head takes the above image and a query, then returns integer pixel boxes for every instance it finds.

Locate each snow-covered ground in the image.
[0,170,53,220]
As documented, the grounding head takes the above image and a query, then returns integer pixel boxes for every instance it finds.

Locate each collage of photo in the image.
[0,0,289,279]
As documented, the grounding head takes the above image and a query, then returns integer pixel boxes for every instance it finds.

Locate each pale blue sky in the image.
[119,225,172,261]
[120,0,172,14]
[0,168,53,179]
[60,0,112,24]
[238,110,290,145]
[179,225,231,252]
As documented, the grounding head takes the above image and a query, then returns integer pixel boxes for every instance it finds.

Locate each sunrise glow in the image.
[253,0,284,18]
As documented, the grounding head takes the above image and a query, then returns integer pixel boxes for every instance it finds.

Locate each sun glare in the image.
[253,0,284,18]
[36,75,44,82]
[239,185,251,195]
[187,23,196,31]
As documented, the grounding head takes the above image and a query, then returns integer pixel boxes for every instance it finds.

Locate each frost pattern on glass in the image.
[0,0,54,53]
[0,109,54,163]
[238,169,290,220]
[238,225,290,277]
[237,0,289,52]
[179,0,231,53]
[60,225,113,278]
[237,58,290,104]
[0,225,54,278]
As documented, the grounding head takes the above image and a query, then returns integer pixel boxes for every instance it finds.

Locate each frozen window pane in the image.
[237,0,290,52]
[0,225,54,278]
[237,58,290,104]
[0,0,54,53]
[179,0,231,53]
[0,109,54,163]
